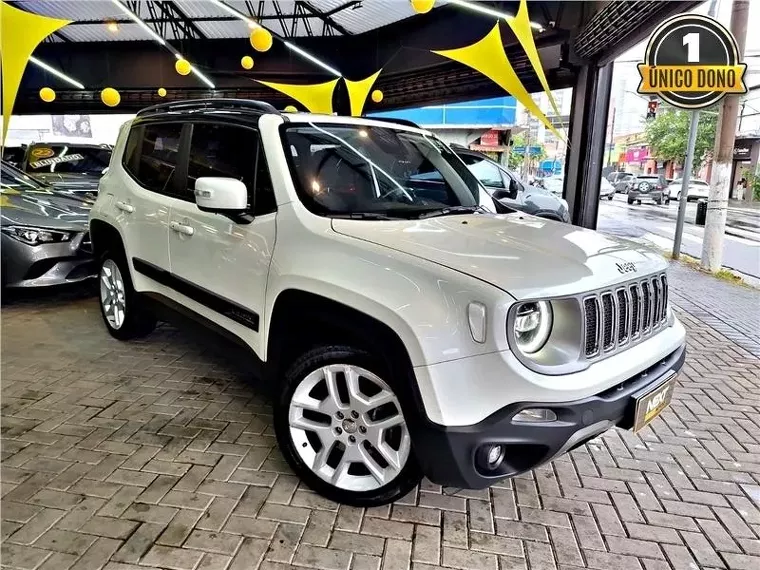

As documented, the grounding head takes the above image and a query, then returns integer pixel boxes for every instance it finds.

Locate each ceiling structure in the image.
[11,0,699,114]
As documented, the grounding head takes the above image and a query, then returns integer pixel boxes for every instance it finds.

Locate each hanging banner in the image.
[432,24,563,141]
[1,2,71,142]
[257,79,340,115]
[504,0,563,133]
[345,71,382,117]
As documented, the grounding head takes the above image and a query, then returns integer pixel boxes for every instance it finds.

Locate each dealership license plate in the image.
[632,373,677,432]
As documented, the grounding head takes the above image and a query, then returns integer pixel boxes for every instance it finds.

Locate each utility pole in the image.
[701,0,749,272]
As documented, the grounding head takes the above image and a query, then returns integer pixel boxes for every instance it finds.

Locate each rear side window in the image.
[187,123,276,215]
[123,123,183,195]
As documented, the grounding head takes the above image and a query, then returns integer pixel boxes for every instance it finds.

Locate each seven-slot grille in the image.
[583,274,668,358]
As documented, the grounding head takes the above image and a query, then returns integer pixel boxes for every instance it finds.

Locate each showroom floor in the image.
[2,263,759,570]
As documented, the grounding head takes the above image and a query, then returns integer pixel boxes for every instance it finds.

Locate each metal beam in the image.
[297,1,353,36]
[271,1,291,38]
[164,1,207,40]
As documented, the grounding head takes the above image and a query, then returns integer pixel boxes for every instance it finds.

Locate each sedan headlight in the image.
[513,301,553,354]
[1,225,74,246]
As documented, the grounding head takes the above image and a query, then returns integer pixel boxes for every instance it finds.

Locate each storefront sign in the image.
[480,130,499,146]
[733,139,753,161]
[625,147,650,163]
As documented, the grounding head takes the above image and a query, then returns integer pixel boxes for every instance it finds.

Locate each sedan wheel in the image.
[100,259,126,330]
[288,363,411,493]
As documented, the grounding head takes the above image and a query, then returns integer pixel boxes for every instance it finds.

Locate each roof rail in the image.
[136,98,279,117]
[366,116,421,129]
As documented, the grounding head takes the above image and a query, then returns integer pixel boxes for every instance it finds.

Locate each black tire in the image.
[637,200,642,205]
[655,199,662,205]
[274,345,422,506]
[607,195,614,200]
[627,198,635,205]
[98,250,156,340]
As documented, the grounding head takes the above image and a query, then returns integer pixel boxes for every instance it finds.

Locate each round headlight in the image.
[513,301,553,354]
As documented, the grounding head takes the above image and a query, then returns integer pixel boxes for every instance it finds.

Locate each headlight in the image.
[513,301,553,354]
[1,225,74,246]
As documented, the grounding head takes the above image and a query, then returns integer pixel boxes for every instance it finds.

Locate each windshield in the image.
[1,161,49,192]
[281,123,482,218]
[25,145,111,175]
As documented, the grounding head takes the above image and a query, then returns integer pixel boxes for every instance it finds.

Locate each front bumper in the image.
[412,342,685,488]
[2,232,96,288]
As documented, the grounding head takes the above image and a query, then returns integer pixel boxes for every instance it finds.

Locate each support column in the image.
[563,62,614,229]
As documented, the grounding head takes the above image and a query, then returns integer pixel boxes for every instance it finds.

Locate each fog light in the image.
[513,408,557,423]
[476,444,506,472]
[487,445,503,466]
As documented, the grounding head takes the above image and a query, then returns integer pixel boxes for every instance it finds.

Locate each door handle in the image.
[115,200,134,213]
[169,221,195,236]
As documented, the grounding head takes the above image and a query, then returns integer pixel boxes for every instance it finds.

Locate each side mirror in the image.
[195,177,247,213]
[508,178,520,198]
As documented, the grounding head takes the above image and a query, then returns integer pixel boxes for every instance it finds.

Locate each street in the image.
[597,194,760,279]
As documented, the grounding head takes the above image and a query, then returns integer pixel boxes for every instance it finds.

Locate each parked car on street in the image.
[19,142,112,196]
[90,100,686,505]
[626,174,669,205]
[540,174,565,197]
[454,149,570,222]
[1,160,96,289]
[599,177,615,200]
[667,178,710,202]
[608,171,634,193]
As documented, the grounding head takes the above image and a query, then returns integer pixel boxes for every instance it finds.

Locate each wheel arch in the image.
[90,218,126,259]
[267,289,416,379]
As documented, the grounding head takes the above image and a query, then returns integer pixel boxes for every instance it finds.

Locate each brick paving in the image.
[2,264,760,570]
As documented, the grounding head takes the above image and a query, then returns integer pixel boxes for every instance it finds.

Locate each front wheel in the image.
[98,253,156,340]
[628,198,635,205]
[274,346,421,506]
[637,200,642,205]
[607,195,614,200]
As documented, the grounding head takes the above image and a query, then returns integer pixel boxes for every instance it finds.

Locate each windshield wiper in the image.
[330,212,401,220]
[416,206,484,219]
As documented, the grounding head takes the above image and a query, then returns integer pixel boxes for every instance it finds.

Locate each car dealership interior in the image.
[2,2,759,570]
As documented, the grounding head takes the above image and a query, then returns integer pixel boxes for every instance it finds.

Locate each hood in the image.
[0,187,92,231]
[332,212,666,300]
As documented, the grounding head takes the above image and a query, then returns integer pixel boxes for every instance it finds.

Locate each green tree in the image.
[644,108,717,171]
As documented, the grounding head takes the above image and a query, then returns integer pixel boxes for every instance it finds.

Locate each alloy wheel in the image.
[100,259,126,330]
[288,364,411,492]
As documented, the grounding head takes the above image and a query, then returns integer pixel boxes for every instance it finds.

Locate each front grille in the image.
[616,288,629,344]
[601,293,615,350]
[583,273,668,359]
[584,298,600,356]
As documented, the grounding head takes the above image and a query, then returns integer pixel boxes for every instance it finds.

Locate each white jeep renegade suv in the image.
[90,99,686,506]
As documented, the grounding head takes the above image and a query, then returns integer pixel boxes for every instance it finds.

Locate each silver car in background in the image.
[1,161,96,289]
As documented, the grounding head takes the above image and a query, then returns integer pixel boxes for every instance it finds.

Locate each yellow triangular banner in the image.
[505,0,563,135]
[344,71,382,117]
[433,23,563,141]
[257,79,339,115]
[1,2,71,142]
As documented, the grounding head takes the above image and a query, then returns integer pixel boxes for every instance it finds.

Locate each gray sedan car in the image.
[1,161,96,289]
[455,149,570,222]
